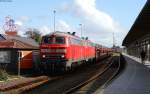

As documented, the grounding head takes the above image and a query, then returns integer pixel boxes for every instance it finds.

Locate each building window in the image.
[0,51,11,63]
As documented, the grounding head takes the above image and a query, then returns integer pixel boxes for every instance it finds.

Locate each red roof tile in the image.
[0,40,15,48]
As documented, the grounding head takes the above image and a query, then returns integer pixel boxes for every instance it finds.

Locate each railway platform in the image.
[97,54,150,94]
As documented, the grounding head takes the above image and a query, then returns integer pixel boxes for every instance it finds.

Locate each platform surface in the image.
[103,55,150,94]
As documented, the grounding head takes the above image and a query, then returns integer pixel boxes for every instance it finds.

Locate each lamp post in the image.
[79,24,82,38]
[18,51,21,76]
[79,24,83,61]
[53,10,56,32]
[113,32,115,47]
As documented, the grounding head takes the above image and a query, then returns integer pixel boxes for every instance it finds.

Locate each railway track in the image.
[63,54,122,94]
[21,54,124,94]
[1,76,62,94]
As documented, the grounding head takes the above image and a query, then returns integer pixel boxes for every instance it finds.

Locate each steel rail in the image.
[63,57,114,94]
[102,55,121,88]
[2,76,62,94]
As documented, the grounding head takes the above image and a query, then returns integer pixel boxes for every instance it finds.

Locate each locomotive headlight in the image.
[42,54,46,58]
[61,55,65,58]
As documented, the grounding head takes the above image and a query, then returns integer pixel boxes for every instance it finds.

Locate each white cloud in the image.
[14,16,29,36]
[56,20,82,36]
[15,16,29,26]
[17,30,26,37]
[0,27,5,34]
[59,0,126,47]
[73,0,117,32]
[56,20,71,32]
[26,22,73,37]
[59,2,71,13]
[39,26,52,35]
[15,21,23,26]
[19,16,29,22]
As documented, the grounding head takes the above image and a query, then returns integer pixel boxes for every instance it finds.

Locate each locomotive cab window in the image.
[55,37,65,44]
[42,37,53,44]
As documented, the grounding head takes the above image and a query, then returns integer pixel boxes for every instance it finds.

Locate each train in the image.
[39,31,112,71]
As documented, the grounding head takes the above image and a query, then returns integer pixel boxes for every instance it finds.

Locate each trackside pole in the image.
[18,51,21,76]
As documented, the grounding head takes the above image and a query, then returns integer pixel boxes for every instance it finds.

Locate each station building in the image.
[122,0,150,61]
[0,31,39,72]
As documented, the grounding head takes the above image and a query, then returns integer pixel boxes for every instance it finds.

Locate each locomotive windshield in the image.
[42,36,65,44]
[42,37,53,44]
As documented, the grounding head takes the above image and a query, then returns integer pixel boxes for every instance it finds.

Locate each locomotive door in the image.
[69,38,74,62]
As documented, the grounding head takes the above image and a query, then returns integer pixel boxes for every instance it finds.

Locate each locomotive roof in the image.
[44,31,102,46]
[42,31,112,48]
[44,31,82,40]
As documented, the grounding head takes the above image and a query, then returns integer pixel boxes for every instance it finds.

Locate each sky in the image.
[0,0,147,47]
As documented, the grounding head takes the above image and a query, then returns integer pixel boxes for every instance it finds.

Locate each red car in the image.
[40,31,96,71]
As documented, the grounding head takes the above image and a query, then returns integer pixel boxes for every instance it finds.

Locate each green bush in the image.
[0,69,8,81]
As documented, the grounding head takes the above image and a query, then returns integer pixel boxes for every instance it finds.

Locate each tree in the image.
[24,28,42,43]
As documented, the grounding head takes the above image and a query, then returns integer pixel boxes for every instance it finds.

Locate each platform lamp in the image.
[79,23,83,60]
[53,10,56,32]
[18,51,22,76]
[79,24,82,38]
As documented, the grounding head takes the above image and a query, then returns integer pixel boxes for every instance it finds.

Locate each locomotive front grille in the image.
[45,54,63,59]
[41,54,67,63]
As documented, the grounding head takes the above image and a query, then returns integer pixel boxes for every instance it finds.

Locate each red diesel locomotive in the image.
[40,31,111,71]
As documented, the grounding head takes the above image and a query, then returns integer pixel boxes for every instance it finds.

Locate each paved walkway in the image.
[102,54,150,94]
[123,53,150,67]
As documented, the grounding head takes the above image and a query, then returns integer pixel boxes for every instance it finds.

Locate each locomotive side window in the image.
[55,37,65,44]
[70,38,82,45]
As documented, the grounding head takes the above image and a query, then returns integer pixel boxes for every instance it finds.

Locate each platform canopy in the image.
[122,0,150,46]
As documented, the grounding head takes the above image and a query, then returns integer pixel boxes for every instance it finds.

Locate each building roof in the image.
[0,34,39,50]
[122,0,150,46]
